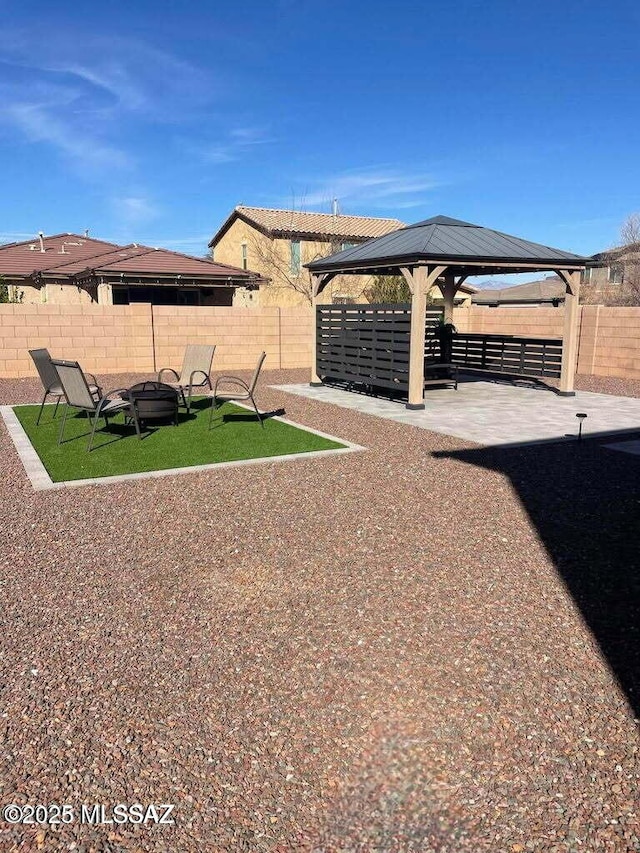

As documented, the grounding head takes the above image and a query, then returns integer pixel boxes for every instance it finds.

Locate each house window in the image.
[608,263,623,285]
[333,295,356,305]
[241,242,248,271]
[290,239,301,275]
[581,267,592,284]
[341,241,356,251]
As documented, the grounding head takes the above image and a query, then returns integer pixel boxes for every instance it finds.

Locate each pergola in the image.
[306,216,587,408]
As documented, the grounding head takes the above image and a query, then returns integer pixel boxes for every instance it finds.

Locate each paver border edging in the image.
[0,402,365,491]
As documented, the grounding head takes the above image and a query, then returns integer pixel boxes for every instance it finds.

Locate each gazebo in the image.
[306,216,587,408]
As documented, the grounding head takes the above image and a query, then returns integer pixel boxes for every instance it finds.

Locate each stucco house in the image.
[581,243,640,305]
[209,206,407,307]
[0,233,262,306]
[210,206,480,307]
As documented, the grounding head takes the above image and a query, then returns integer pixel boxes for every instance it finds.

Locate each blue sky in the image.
[0,0,638,266]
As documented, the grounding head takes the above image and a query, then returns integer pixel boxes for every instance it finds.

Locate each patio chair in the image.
[51,359,136,452]
[209,351,267,428]
[157,344,216,413]
[29,348,101,425]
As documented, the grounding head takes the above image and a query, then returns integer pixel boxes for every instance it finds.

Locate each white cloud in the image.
[135,234,212,254]
[0,231,38,245]
[0,30,214,177]
[114,196,161,225]
[229,126,272,145]
[195,126,273,165]
[1,90,131,173]
[200,145,239,165]
[299,167,441,209]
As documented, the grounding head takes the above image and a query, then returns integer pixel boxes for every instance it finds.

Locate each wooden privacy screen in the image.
[316,304,443,392]
[450,333,563,378]
[317,303,564,394]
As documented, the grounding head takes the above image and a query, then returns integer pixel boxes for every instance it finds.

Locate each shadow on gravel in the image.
[433,429,640,717]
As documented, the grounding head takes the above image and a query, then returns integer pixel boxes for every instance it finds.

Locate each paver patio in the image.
[275,376,640,448]
[0,367,639,852]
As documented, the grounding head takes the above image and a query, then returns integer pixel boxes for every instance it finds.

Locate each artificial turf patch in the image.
[13,398,345,482]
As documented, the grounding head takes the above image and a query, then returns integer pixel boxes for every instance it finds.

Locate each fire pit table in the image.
[122,381,180,431]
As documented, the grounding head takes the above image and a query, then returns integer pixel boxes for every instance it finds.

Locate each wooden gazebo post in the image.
[401,264,447,409]
[441,272,458,325]
[557,269,581,396]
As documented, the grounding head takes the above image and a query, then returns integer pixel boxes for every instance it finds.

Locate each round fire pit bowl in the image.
[123,381,179,428]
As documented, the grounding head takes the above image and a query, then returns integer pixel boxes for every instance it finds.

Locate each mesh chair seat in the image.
[48,381,101,397]
[29,348,101,425]
[100,399,131,416]
[157,344,215,413]
[209,351,267,428]
[51,359,135,452]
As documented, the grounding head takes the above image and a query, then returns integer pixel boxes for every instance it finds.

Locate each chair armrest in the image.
[158,367,179,382]
[214,376,250,395]
[100,387,132,403]
[188,370,210,386]
[85,372,99,386]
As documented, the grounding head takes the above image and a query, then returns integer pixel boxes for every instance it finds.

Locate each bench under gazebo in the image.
[306,216,587,409]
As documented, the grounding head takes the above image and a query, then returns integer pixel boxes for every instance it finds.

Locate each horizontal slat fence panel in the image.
[450,333,563,378]
[424,308,445,360]
[317,306,562,394]
[317,304,444,393]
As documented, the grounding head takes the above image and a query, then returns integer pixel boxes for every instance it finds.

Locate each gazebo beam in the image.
[556,269,581,396]
[401,264,447,409]
[310,260,584,277]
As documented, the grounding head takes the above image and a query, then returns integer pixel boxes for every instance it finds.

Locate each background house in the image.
[581,244,640,305]
[0,233,261,306]
[210,206,406,306]
[210,206,479,307]
[471,276,565,307]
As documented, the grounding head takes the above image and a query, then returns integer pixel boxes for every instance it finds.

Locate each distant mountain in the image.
[468,278,513,291]
[470,275,561,291]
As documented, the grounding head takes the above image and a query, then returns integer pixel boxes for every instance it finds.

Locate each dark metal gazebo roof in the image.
[306,215,587,276]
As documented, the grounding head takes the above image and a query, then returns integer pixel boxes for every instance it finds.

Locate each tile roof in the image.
[0,234,120,277]
[210,206,405,245]
[48,245,255,280]
[1,233,258,282]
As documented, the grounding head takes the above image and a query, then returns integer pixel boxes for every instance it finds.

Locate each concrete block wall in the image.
[152,306,281,373]
[279,308,312,369]
[454,305,564,338]
[1,302,640,381]
[579,306,640,379]
[0,303,155,378]
[0,303,312,378]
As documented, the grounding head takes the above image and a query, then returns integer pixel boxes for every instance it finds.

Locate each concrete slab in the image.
[272,379,640,448]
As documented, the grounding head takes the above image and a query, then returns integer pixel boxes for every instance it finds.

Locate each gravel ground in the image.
[1,368,639,852]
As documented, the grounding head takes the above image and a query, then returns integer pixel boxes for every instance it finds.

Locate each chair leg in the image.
[36,391,48,426]
[87,412,102,452]
[250,394,264,428]
[58,405,69,445]
[208,396,219,429]
[53,396,61,419]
